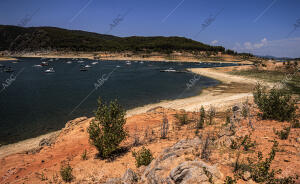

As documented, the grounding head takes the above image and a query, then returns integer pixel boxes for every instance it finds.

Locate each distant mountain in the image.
[255,55,293,60]
[0,25,225,53]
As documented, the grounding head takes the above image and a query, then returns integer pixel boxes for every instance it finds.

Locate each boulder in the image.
[141,137,223,184]
[169,161,222,184]
[122,168,138,184]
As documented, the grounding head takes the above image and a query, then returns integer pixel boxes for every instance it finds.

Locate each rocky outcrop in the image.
[60,116,88,134]
[105,137,223,184]
[140,137,223,184]
[105,168,138,184]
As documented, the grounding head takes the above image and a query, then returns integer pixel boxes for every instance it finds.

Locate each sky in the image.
[0,0,300,58]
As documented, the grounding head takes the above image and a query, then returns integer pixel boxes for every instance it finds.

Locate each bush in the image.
[207,106,216,125]
[225,109,231,125]
[235,141,298,183]
[81,149,88,160]
[291,119,300,128]
[274,127,291,140]
[174,112,190,126]
[160,114,169,139]
[132,147,154,167]
[224,176,236,184]
[253,83,297,121]
[230,134,256,151]
[87,98,127,158]
[196,106,205,132]
[60,164,73,182]
[241,100,249,119]
[240,134,256,151]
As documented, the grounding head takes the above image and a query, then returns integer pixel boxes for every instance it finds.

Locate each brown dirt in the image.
[1,105,300,184]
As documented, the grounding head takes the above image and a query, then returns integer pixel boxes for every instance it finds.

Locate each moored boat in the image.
[160,67,176,72]
[45,67,55,73]
[4,67,14,73]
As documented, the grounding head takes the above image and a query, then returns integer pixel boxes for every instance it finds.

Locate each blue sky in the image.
[0,0,300,58]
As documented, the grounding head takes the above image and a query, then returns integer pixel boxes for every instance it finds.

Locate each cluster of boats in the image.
[32,59,100,73]
[0,64,14,73]
[125,60,144,65]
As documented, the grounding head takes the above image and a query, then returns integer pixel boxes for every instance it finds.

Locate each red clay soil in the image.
[1,106,300,184]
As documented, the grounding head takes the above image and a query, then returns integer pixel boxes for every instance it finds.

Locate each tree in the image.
[87,98,127,158]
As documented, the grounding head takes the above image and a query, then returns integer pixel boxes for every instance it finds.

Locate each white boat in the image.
[80,67,87,71]
[45,68,55,73]
[67,61,72,64]
[41,62,48,66]
[78,60,84,63]
[91,62,98,65]
[160,67,176,72]
[140,61,144,64]
[49,59,54,62]
[33,64,42,67]
[126,61,131,65]
[116,65,121,68]
[85,65,91,68]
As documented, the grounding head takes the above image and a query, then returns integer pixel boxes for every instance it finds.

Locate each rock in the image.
[218,126,235,138]
[242,171,251,181]
[39,132,58,147]
[146,106,163,113]
[215,136,233,148]
[61,117,88,134]
[141,137,223,184]
[122,168,138,184]
[169,161,222,184]
[232,105,240,112]
[105,169,138,184]
[105,178,122,184]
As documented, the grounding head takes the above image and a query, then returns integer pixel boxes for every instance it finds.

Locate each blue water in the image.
[0,58,240,145]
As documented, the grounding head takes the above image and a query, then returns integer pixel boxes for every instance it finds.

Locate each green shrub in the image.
[224,176,236,184]
[230,134,256,151]
[274,127,291,140]
[207,106,216,125]
[230,139,239,150]
[225,109,231,125]
[87,98,127,158]
[132,147,154,167]
[291,119,300,128]
[253,83,296,121]
[235,141,298,183]
[241,100,249,119]
[60,164,73,182]
[81,149,88,160]
[195,106,205,132]
[174,112,190,126]
[240,135,256,151]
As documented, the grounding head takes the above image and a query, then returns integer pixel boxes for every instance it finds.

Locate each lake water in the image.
[0,58,239,145]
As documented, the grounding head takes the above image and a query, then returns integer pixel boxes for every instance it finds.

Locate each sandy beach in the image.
[0,64,268,159]
[0,57,18,61]
[5,51,253,64]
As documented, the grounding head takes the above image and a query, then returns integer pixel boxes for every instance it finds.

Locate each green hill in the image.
[0,25,225,53]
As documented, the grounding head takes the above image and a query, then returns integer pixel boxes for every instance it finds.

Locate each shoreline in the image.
[0,56,18,61]
[5,52,253,64]
[0,65,263,159]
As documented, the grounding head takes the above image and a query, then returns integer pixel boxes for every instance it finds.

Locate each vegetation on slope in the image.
[0,25,225,53]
